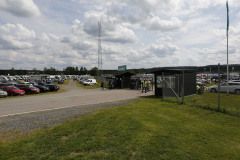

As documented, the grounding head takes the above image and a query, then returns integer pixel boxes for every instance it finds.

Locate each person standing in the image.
[142,80,146,93]
[101,82,104,90]
[146,80,150,92]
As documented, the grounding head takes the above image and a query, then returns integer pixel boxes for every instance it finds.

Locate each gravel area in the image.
[0,99,138,141]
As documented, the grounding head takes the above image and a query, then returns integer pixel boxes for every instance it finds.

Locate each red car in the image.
[0,86,25,96]
[16,84,40,94]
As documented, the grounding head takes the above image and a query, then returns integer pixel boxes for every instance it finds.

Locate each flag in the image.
[226,0,229,33]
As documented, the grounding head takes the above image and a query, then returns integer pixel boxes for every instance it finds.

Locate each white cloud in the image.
[0,24,35,50]
[146,42,179,57]
[143,16,182,31]
[74,10,139,43]
[0,0,240,70]
[0,0,41,17]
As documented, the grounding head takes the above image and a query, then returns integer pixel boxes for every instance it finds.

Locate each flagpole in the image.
[227,30,229,95]
[226,0,229,95]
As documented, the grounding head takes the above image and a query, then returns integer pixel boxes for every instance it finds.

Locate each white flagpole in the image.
[226,0,229,95]
[227,30,229,95]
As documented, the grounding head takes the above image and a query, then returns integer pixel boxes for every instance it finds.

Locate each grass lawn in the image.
[165,92,240,117]
[1,97,240,159]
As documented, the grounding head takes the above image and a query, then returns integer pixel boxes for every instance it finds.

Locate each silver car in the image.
[208,82,240,94]
[0,89,8,98]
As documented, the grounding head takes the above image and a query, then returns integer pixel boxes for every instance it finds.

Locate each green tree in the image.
[83,67,88,75]
[9,67,16,75]
[89,67,98,76]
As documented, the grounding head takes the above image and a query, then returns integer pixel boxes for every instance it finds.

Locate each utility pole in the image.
[98,22,102,76]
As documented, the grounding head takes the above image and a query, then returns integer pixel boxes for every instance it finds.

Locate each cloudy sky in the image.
[0,0,239,70]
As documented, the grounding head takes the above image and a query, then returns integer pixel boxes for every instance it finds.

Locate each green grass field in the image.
[1,97,240,159]
[165,91,240,117]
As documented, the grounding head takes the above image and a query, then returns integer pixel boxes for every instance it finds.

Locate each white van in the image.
[83,79,97,85]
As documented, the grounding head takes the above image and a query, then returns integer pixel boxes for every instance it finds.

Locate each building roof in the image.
[115,71,134,78]
[151,69,197,74]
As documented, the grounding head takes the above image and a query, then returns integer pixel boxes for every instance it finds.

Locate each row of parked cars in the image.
[0,81,59,98]
[207,80,240,94]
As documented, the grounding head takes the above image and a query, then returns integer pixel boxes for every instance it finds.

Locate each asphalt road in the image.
[0,80,153,117]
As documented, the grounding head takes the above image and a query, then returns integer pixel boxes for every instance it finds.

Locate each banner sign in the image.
[118,65,127,72]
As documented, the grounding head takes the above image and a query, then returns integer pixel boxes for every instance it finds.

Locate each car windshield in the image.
[10,87,19,90]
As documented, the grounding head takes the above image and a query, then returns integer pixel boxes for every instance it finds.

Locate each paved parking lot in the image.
[0,80,153,117]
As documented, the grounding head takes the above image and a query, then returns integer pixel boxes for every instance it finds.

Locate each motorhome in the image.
[0,75,9,82]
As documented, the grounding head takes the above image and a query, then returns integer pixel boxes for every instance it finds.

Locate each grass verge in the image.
[1,97,240,159]
[164,92,240,117]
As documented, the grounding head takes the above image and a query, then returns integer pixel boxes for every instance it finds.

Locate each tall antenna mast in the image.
[98,22,102,76]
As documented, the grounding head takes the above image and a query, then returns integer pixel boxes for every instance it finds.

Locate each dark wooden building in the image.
[115,72,134,89]
[152,69,196,98]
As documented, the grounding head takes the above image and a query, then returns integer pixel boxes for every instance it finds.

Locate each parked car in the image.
[45,81,54,85]
[0,89,8,97]
[29,82,38,86]
[208,82,240,94]
[38,82,59,91]
[33,85,50,92]
[37,82,47,86]
[16,84,40,94]
[58,80,64,84]
[46,84,59,91]
[0,82,18,86]
[0,86,25,96]
[230,80,240,83]
[19,81,30,84]
[0,83,11,87]
[83,79,97,86]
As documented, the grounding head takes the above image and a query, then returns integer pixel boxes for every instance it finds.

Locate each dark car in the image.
[0,83,17,87]
[46,84,59,91]
[38,82,47,86]
[34,85,50,92]
[38,82,59,91]
[0,86,25,96]
[58,80,64,84]
[29,82,38,86]
[46,81,54,85]
[16,84,40,94]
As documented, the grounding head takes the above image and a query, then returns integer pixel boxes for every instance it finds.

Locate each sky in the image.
[0,0,239,70]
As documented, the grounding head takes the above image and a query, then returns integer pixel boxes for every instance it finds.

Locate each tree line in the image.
[0,66,99,76]
[1,64,240,76]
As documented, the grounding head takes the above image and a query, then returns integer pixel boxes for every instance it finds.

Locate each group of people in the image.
[100,79,152,93]
[100,80,116,90]
[142,79,151,93]
[196,83,206,95]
